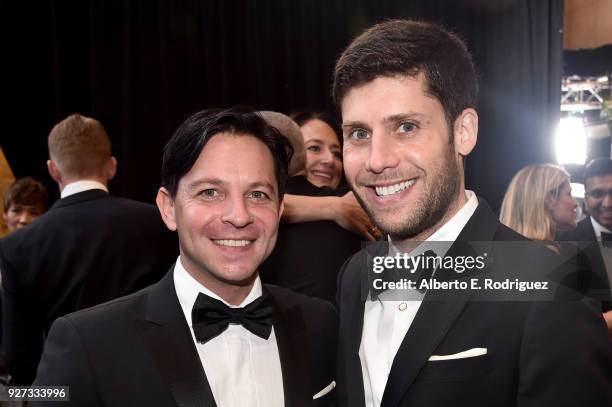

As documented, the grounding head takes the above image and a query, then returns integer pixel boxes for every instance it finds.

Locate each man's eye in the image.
[250,191,270,200]
[201,189,219,198]
[348,129,369,141]
[590,190,604,199]
[398,122,416,133]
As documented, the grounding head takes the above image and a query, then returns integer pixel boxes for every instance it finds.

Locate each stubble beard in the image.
[351,143,462,241]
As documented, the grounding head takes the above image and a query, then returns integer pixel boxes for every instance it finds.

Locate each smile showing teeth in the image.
[374,180,415,197]
[213,239,253,247]
[312,171,331,179]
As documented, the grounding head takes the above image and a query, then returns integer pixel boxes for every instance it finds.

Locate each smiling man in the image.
[333,20,612,407]
[33,108,337,407]
[558,158,612,332]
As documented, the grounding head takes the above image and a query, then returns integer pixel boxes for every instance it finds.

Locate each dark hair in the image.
[332,19,478,127]
[161,107,293,199]
[3,177,48,212]
[291,111,342,146]
[584,158,612,181]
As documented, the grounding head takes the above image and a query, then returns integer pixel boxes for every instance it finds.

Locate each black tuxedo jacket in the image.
[0,189,178,384]
[557,216,612,311]
[33,270,337,407]
[337,200,612,407]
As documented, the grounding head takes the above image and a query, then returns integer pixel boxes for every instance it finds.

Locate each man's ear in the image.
[47,160,62,184]
[453,108,478,157]
[104,156,118,181]
[156,187,177,231]
[278,199,285,221]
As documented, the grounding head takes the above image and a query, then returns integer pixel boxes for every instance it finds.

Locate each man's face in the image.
[158,133,282,291]
[3,203,45,231]
[341,74,470,241]
[585,174,612,229]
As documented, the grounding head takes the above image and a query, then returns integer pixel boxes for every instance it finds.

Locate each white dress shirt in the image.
[61,180,108,198]
[360,191,479,407]
[173,258,285,407]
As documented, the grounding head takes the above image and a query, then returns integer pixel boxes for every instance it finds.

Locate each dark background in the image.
[0,0,573,211]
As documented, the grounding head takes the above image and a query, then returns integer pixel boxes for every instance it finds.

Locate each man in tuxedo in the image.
[333,20,612,407]
[0,114,178,385]
[33,108,337,407]
[558,158,612,332]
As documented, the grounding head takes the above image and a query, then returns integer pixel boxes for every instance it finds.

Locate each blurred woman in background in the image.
[292,111,344,190]
[500,164,577,244]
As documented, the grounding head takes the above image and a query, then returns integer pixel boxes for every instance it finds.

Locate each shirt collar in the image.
[590,216,612,240]
[173,256,263,328]
[61,180,108,199]
[389,190,479,256]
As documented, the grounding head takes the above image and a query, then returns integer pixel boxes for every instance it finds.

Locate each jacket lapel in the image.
[337,248,379,407]
[267,286,312,407]
[136,270,216,407]
[380,199,499,407]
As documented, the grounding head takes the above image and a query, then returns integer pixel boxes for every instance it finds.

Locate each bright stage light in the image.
[555,117,586,165]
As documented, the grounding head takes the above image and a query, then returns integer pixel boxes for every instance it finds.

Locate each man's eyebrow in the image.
[249,181,276,190]
[186,179,225,191]
[341,121,370,130]
[342,113,428,130]
[382,112,427,125]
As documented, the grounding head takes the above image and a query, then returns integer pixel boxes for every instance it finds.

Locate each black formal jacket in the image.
[261,176,362,302]
[557,216,612,311]
[33,270,338,407]
[0,189,178,384]
[337,199,612,407]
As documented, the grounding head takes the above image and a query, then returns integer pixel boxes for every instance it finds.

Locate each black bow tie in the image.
[601,232,612,247]
[191,292,274,344]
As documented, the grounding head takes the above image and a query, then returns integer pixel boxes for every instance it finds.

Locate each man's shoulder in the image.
[60,285,152,329]
[265,284,336,318]
[557,217,594,241]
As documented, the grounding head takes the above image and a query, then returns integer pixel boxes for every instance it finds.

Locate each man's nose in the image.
[366,134,400,174]
[221,196,254,228]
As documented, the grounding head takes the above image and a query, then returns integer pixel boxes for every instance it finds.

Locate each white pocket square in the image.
[428,347,487,361]
[313,380,336,399]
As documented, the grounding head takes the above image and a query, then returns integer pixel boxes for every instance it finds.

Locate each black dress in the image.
[260,176,362,302]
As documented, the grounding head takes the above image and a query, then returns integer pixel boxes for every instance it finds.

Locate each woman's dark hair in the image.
[290,111,342,146]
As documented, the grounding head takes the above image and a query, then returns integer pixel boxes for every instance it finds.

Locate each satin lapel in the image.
[137,271,216,407]
[584,218,607,276]
[268,287,311,407]
[381,199,497,407]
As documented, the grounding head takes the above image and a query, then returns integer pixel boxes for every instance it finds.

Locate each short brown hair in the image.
[3,177,48,213]
[333,20,478,127]
[48,114,112,178]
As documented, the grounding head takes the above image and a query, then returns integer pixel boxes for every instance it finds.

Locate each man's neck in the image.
[59,177,108,193]
[391,186,470,249]
[180,256,257,306]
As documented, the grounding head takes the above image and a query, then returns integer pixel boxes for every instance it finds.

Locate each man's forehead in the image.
[340,74,438,120]
[182,133,277,188]
[586,174,612,189]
